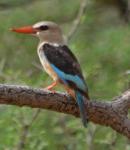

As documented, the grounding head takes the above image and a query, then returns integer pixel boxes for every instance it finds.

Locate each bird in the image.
[11,21,90,127]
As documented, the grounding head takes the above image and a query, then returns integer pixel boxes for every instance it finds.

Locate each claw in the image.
[50,90,56,94]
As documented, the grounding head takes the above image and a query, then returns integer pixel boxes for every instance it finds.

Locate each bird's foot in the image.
[47,88,56,94]
[44,87,56,94]
[44,81,57,93]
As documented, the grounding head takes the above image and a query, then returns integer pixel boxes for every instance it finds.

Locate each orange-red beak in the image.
[11,26,37,34]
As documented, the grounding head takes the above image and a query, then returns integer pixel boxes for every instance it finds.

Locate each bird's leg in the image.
[45,81,58,93]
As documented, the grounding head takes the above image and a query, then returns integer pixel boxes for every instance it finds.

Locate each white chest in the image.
[37,48,58,81]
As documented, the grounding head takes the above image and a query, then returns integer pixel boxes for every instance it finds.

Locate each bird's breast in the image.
[38,48,58,81]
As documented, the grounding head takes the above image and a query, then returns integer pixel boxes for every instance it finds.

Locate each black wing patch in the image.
[42,44,83,78]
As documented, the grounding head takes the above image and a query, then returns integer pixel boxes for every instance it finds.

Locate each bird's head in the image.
[11,21,65,45]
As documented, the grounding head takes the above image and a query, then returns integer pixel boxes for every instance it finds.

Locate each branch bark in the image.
[0,84,130,139]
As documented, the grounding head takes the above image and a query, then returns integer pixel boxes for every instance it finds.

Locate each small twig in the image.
[108,132,118,150]
[29,109,41,126]
[17,123,29,150]
[17,109,41,150]
[67,0,88,41]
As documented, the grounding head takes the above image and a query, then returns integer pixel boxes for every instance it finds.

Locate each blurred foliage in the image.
[0,0,130,149]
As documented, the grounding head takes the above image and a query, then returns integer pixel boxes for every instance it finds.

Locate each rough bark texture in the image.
[0,84,130,139]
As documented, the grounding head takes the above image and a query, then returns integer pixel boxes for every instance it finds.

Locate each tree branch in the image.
[0,84,130,139]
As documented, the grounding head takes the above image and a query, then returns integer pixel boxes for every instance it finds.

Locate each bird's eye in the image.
[39,25,49,31]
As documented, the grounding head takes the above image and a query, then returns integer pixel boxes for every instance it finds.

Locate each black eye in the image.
[39,25,49,31]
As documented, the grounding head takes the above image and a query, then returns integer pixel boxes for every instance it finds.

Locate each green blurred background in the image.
[0,0,130,149]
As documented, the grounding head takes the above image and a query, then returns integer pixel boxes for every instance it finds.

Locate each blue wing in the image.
[51,64,86,92]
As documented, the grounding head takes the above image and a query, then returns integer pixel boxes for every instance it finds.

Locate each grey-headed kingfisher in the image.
[11,21,90,127]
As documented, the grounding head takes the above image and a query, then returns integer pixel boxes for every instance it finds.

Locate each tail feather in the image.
[75,90,88,127]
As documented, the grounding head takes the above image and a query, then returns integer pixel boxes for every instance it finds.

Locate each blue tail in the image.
[75,91,88,127]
